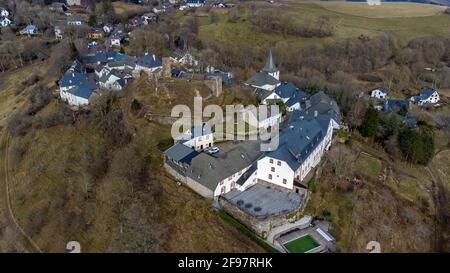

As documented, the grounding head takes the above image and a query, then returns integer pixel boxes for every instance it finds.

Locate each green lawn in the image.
[355,152,382,179]
[197,2,450,48]
[284,235,320,253]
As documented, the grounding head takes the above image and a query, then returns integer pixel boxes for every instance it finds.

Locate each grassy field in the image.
[315,2,447,18]
[112,2,149,15]
[197,1,450,48]
[355,152,382,179]
[283,235,320,253]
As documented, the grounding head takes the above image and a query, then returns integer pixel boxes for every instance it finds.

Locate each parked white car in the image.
[205,147,219,155]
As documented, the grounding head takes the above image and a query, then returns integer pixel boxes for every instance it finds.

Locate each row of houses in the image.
[58,51,163,107]
[369,86,441,112]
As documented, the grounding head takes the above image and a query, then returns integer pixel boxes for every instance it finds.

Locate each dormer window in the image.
[269,159,273,164]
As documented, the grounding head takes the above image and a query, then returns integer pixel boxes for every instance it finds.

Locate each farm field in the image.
[315,2,447,18]
[198,1,450,48]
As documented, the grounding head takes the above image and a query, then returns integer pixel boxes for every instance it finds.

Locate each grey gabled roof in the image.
[59,71,89,88]
[262,50,278,73]
[419,87,437,100]
[137,52,162,68]
[285,90,309,107]
[164,143,198,162]
[255,88,274,101]
[274,82,299,99]
[70,80,96,99]
[265,119,325,171]
[245,72,280,87]
[186,141,263,191]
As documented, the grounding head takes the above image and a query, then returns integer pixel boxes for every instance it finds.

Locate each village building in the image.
[383,99,409,113]
[213,2,235,8]
[58,61,97,107]
[245,51,281,91]
[66,0,86,6]
[0,16,11,27]
[54,25,64,40]
[67,15,83,26]
[141,12,158,24]
[135,52,162,74]
[410,87,440,106]
[87,28,103,39]
[0,7,9,17]
[370,87,388,100]
[176,123,214,151]
[185,0,206,8]
[103,23,113,33]
[19,24,38,35]
[170,50,198,67]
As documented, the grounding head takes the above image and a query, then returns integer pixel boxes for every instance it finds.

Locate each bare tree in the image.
[327,144,356,190]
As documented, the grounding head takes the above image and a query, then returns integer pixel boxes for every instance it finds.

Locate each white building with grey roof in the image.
[245,51,281,91]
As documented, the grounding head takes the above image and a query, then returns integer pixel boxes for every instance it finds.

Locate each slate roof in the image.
[23,24,37,32]
[186,141,263,191]
[137,53,162,68]
[265,118,326,171]
[384,99,409,111]
[273,82,300,99]
[262,50,278,73]
[67,80,96,99]
[255,88,274,101]
[186,0,205,3]
[82,51,129,65]
[245,72,280,88]
[164,142,198,162]
[236,162,257,186]
[171,68,184,77]
[418,87,437,100]
[285,90,309,107]
[59,71,89,88]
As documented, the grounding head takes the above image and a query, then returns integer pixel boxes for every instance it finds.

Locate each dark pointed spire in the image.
[262,50,278,73]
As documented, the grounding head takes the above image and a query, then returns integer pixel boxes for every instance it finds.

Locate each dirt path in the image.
[1,131,42,253]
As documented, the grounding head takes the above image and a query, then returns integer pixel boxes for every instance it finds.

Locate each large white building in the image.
[177,123,214,151]
[164,91,340,198]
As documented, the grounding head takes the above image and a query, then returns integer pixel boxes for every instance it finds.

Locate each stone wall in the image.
[204,76,222,97]
[162,57,171,78]
[164,162,214,199]
[218,196,298,238]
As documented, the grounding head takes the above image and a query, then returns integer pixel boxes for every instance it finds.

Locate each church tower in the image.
[262,50,279,80]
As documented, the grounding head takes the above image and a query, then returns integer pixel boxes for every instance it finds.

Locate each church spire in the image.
[262,50,278,73]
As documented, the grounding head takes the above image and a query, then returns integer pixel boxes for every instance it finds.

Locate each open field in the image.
[197,1,450,48]
[355,152,382,179]
[315,2,447,18]
[112,2,148,15]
